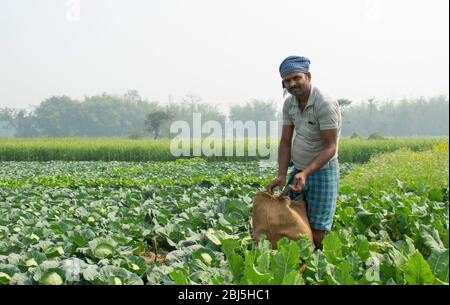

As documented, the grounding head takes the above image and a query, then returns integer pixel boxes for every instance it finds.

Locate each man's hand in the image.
[289,172,307,193]
[266,176,286,194]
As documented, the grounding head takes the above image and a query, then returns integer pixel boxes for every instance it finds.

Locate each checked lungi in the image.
[286,158,340,232]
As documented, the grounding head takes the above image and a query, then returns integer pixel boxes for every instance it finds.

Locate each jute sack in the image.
[251,189,313,249]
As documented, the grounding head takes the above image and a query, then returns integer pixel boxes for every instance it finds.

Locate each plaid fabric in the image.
[286,158,339,232]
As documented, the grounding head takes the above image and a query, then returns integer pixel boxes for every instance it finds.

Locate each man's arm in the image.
[302,128,338,177]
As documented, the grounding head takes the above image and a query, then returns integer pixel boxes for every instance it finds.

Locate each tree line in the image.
[340,95,449,137]
[0,91,448,138]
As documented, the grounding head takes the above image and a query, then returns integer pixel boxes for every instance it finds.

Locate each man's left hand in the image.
[289,171,308,193]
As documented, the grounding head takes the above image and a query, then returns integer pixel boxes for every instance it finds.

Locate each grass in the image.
[340,142,449,196]
[0,136,447,162]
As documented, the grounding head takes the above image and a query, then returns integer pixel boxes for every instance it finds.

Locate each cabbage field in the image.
[0,140,448,285]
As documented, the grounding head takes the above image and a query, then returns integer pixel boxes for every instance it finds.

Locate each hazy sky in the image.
[1,0,448,113]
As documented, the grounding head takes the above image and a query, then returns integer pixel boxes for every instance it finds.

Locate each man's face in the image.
[282,72,311,97]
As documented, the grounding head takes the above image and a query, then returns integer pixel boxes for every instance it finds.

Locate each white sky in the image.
[0,0,448,114]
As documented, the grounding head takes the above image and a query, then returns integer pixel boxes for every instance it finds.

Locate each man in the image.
[266,55,341,249]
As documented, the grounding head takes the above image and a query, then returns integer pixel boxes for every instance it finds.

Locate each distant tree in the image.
[350,132,362,139]
[337,98,352,114]
[145,111,173,139]
[337,98,353,127]
[4,92,447,138]
[78,92,159,137]
[0,107,16,137]
[33,96,81,136]
[183,93,202,114]
[368,130,385,140]
[160,94,226,138]
[229,99,278,137]
[124,90,142,102]
[367,98,377,132]
[127,128,145,139]
[15,109,38,137]
[341,95,448,137]
[229,99,278,123]
[0,107,15,125]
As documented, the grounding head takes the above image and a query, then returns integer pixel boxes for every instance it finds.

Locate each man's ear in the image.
[306,72,312,81]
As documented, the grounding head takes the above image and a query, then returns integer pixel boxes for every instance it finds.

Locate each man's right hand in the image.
[266,176,286,194]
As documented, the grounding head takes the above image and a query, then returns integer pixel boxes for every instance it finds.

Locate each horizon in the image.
[2,91,448,117]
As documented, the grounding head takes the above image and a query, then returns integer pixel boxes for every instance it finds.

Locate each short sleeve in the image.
[318,99,341,131]
[282,99,294,125]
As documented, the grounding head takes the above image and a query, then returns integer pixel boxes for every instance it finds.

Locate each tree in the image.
[229,99,278,137]
[124,90,142,102]
[350,132,362,139]
[0,107,16,137]
[229,99,278,123]
[0,107,15,125]
[82,92,159,137]
[337,98,352,114]
[33,96,81,136]
[15,109,38,137]
[145,111,173,139]
[160,94,226,138]
[340,95,449,137]
[367,130,385,140]
[367,98,377,132]
[182,93,202,114]
[337,98,353,127]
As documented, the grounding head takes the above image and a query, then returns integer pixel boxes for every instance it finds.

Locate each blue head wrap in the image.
[279,56,311,78]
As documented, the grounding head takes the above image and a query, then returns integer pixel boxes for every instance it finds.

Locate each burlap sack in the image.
[251,190,313,249]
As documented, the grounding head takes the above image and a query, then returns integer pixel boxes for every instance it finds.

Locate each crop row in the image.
[0,137,446,163]
[0,149,448,284]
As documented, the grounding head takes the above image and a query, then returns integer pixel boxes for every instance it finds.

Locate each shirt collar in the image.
[305,85,315,109]
[293,85,315,109]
